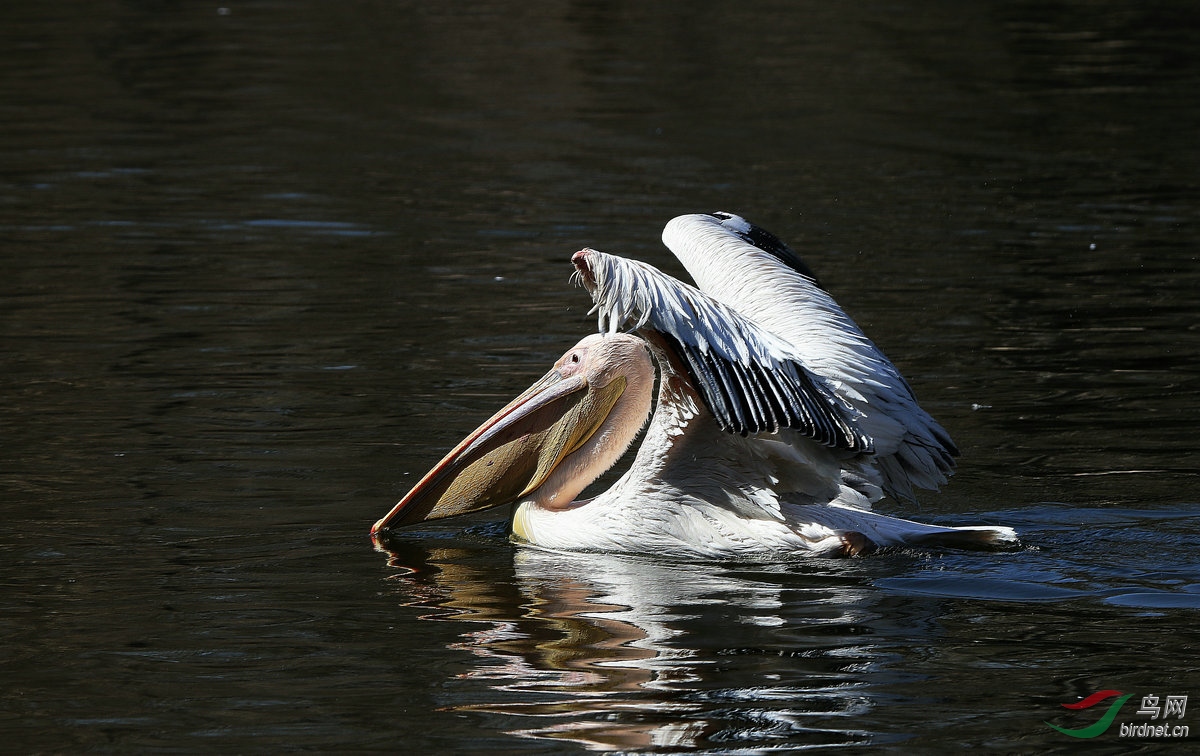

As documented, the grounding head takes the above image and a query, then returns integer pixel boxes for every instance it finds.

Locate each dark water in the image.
[3,1,1198,751]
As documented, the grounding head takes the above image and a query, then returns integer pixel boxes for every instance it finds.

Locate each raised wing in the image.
[661,212,957,502]
[571,248,872,454]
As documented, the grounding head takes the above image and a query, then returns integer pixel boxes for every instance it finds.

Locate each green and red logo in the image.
[1046,690,1133,738]
[1047,689,1190,739]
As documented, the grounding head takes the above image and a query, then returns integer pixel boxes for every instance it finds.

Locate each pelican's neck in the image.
[511,353,698,546]
[580,345,707,510]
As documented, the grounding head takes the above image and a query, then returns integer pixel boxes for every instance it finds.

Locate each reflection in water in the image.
[375,533,895,751]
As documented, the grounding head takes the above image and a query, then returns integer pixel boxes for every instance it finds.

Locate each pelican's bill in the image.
[371,368,627,532]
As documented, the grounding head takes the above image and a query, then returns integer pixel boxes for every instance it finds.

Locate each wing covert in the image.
[662,212,958,503]
[571,248,872,453]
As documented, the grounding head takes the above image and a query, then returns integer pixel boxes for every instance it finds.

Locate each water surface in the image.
[2,1,1198,751]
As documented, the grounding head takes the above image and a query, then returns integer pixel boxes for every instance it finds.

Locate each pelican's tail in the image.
[794,503,1018,556]
[901,524,1020,551]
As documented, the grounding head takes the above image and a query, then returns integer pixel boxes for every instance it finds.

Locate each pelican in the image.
[372,212,1016,559]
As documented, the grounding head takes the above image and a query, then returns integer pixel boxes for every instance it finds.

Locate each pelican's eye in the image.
[559,347,588,376]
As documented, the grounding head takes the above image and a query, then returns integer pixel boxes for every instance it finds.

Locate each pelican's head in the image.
[371,333,653,534]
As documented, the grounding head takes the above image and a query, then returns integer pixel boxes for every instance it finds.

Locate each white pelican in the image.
[372,212,1016,559]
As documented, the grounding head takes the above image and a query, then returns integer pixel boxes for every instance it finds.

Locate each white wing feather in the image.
[574,248,872,453]
[661,213,957,502]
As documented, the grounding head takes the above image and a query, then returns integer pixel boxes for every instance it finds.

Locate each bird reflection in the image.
[374,531,886,751]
